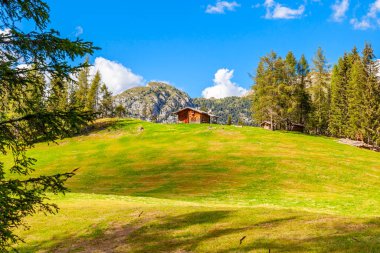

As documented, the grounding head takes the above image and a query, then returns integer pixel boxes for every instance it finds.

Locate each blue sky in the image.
[45,0,380,98]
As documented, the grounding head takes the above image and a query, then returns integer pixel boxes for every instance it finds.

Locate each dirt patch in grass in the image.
[52,218,153,253]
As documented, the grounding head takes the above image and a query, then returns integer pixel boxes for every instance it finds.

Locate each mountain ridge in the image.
[114,82,253,124]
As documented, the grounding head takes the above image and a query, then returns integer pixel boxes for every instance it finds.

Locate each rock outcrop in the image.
[114,82,194,123]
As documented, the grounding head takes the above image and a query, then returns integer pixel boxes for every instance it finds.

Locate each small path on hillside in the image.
[338,138,380,152]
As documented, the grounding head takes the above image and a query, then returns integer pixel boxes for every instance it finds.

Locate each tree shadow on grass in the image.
[78,118,143,136]
[15,211,380,253]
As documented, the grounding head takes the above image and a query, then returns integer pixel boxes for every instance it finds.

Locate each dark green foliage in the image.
[227,115,232,125]
[75,57,90,108]
[328,54,351,137]
[115,104,127,118]
[48,76,69,110]
[308,47,330,135]
[193,96,252,125]
[251,44,380,147]
[0,0,97,250]
[295,55,311,124]
[99,84,114,118]
[360,44,380,145]
[252,51,311,130]
[328,44,380,145]
[86,71,102,112]
[347,57,366,140]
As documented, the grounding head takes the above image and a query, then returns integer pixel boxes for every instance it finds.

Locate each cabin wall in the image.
[189,111,201,123]
[177,110,189,123]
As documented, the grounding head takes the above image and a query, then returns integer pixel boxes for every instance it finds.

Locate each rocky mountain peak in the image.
[114,82,194,123]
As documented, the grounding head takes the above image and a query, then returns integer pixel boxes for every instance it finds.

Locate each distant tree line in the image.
[6,58,117,121]
[252,43,380,146]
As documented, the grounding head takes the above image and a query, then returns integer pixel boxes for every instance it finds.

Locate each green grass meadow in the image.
[6,119,380,252]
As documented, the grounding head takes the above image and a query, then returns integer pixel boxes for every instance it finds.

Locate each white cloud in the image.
[264,0,275,8]
[350,18,371,29]
[206,0,240,14]
[350,0,380,30]
[75,26,83,37]
[90,57,144,95]
[369,0,380,17]
[331,0,350,22]
[202,68,247,99]
[264,0,305,19]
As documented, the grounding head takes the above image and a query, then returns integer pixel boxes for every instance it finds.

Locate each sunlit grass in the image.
[7,119,380,252]
[15,194,380,253]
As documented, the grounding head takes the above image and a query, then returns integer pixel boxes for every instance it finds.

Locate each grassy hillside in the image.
[7,119,380,252]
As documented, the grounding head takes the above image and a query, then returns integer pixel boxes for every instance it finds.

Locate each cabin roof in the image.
[291,123,305,127]
[174,107,219,118]
[261,121,274,125]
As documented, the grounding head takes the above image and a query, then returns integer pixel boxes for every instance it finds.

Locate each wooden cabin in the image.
[260,121,275,130]
[290,123,305,133]
[174,107,218,124]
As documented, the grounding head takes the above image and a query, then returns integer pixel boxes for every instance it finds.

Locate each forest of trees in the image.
[9,58,116,121]
[252,44,380,146]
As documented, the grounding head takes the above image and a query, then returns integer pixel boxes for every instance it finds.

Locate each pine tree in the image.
[75,57,90,108]
[309,47,330,135]
[227,115,232,125]
[347,57,366,140]
[295,54,311,124]
[99,84,114,118]
[281,51,297,129]
[115,104,127,118]
[86,71,101,112]
[361,43,380,145]
[252,51,282,129]
[329,54,351,137]
[48,76,69,110]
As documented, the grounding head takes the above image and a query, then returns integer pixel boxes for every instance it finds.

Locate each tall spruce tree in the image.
[295,54,311,124]
[75,57,90,108]
[99,84,114,117]
[347,56,366,140]
[227,114,232,125]
[329,54,351,137]
[361,43,380,145]
[48,76,69,110]
[309,47,330,134]
[0,0,96,250]
[86,71,102,112]
[252,51,282,129]
[281,51,297,129]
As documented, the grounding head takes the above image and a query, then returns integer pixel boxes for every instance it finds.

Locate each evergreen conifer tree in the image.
[99,84,114,117]
[295,54,311,124]
[329,54,351,137]
[86,71,101,112]
[309,47,330,134]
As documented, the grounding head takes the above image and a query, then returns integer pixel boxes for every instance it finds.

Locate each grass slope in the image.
[7,119,380,252]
